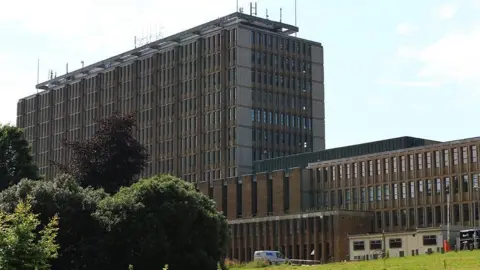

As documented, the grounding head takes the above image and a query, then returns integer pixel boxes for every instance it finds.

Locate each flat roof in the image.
[33,12,298,92]
[228,209,374,225]
[307,136,480,169]
[253,136,440,173]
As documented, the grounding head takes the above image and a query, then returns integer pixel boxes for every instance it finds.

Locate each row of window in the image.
[324,174,480,206]
[252,88,312,110]
[252,110,312,129]
[21,27,239,112]
[320,146,479,182]
[352,236,436,251]
[190,29,237,55]
[251,51,312,74]
[252,148,308,161]
[213,172,480,221]
[251,70,312,91]
[373,204,478,229]
[252,128,311,144]
[251,30,312,56]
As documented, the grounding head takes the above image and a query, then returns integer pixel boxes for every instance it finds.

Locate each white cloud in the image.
[396,46,419,58]
[415,24,480,86]
[396,22,417,35]
[394,21,480,91]
[436,3,458,19]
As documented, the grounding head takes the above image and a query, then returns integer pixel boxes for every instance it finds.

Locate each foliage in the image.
[53,113,148,193]
[0,114,231,269]
[0,198,59,270]
[94,174,230,270]
[0,124,40,191]
[0,175,108,270]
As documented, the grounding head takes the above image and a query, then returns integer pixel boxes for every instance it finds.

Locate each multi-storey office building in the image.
[16,12,325,180]
[201,136,480,263]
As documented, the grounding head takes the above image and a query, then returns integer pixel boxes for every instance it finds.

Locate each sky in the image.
[0,0,479,148]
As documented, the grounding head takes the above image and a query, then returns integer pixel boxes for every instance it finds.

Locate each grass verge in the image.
[228,250,480,269]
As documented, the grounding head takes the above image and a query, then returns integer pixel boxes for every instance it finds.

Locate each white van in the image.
[253,250,286,265]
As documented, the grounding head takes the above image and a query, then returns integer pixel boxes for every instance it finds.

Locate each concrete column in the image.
[313,217,321,261]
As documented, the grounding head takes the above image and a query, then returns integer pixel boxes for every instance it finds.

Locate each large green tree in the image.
[0,124,40,191]
[0,175,108,270]
[0,198,59,270]
[54,113,148,193]
[94,174,230,270]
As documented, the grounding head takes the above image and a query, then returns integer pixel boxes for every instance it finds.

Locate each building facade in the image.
[348,226,467,260]
[16,12,325,181]
[205,136,480,263]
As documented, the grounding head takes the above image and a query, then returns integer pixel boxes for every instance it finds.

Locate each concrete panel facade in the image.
[18,13,325,183]
[310,44,326,151]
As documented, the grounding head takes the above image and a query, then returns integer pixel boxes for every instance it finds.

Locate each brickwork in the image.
[289,168,302,213]
[333,215,372,261]
[271,170,284,215]
[256,173,268,217]
[213,180,223,213]
[227,178,237,220]
[242,175,252,218]
[228,211,374,263]
[207,137,480,264]
[197,181,209,198]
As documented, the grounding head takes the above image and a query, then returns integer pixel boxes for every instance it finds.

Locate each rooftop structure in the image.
[35,12,299,92]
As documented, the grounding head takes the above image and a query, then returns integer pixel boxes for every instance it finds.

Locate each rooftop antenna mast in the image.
[294,0,297,37]
[36,59,40,92]
[249,2,258,16]
[280,8,282,22]
[155,25,163,40]
[149,25,152,44]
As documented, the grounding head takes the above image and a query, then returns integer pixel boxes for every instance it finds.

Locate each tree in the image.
[0,124,40,191]
[94,174,231,270]
[0,175,108,270]
[54,113,148,193]
[0,198,59,270]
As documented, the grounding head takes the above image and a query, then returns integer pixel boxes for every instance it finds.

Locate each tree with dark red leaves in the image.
[54,113,148,193]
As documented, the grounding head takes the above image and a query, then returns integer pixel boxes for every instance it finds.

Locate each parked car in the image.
[253,250,286,265]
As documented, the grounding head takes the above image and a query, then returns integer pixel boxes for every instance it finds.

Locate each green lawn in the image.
[230,250,480,269]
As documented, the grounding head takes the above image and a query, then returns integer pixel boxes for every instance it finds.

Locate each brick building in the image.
[16,12,325,181]
[198,136,480,262]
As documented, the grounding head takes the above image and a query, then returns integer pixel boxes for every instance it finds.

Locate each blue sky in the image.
[0,0,479,148]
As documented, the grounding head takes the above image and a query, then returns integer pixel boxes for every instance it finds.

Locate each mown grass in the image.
[228,250,480,269]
